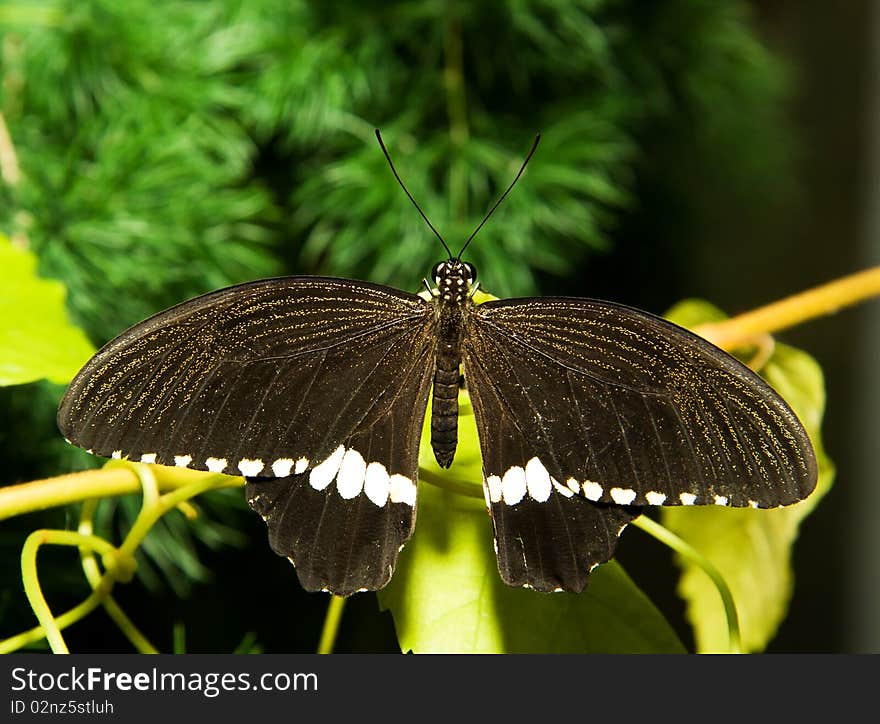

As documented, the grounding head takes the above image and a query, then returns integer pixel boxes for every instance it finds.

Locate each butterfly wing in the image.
[464,357,641,592]
[246,343,433,594]
[59,276,436,594]
[462,296,817,592]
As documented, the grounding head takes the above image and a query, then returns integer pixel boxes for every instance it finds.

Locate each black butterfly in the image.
[57,133,818,596]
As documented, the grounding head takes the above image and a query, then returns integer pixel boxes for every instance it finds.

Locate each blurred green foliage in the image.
[1,0,791,338]
[0,0,797,650]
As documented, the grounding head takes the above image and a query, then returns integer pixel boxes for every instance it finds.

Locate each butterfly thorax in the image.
[429,260,476,467]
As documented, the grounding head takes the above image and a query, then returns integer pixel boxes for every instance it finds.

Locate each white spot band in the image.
[238,458,264,476]
[610,487,637,505]
[336,449,367,499]
[525,458,552,502]
[206,457,228,473]
[389,474,416,506]
[486,475,503,504]
[501,466,527,505]
[583,480,603,501]
[364,462,390,507]
[309,446,346,491]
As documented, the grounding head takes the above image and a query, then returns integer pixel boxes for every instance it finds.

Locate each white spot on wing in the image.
[645,491,667,505]
[610,487,637,505]
[206,457,228,473]
[748,500,759,509]
[294,457,309,474]
[111,450,123,460]
[271,458,294,477]
[566,477,580,493]
[501,466,527,505]
[389,474,416,506]
[309,445,345,491]
[679,492,697,505]
[336,449,367,499]
[486,475,502,503]
[552,478,574,498]
[364,462,390,507]
[583,480,603,501]
[525,457,552,502]
[238,458,264,476]
[140,453,157,464]
[714,495,729,506]
[174,455,192,468]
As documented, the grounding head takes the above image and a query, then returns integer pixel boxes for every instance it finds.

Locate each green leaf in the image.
[662,299,833,653]
[0,235,94,386]
[378,387,685,654]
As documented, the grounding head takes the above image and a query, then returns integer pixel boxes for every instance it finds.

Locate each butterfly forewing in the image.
[461,296,817,592]
[58,277,434,476]
[463,297,818,511]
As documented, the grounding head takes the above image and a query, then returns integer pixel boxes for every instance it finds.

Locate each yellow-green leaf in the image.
[0,234,95,386]
[662,299,833,653]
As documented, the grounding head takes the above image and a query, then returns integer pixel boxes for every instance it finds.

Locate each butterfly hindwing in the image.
[245,344,434,594]
[464,368,641,592]
[463,297,817,513]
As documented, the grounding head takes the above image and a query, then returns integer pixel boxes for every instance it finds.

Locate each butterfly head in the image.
[432,260,476,302]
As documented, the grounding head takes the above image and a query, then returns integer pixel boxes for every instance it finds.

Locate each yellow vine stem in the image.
[78,498,159,654]
[419,467,483,498]
[694,265,880,350]
[317,596,348,654]
[633,515,742,654]
[19,530,119,654]
[1,570,108,653]
[0,464,241,520]
[0,464,243,653]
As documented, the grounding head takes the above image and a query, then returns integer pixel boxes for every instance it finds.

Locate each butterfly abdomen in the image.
[430,298,465,468]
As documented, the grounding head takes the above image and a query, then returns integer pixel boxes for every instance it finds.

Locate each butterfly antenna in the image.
[375,129,453,260]
[456,134,541,260]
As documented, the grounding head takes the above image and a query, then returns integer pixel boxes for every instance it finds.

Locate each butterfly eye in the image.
[431,262,445,283]
[463,262,477,282]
